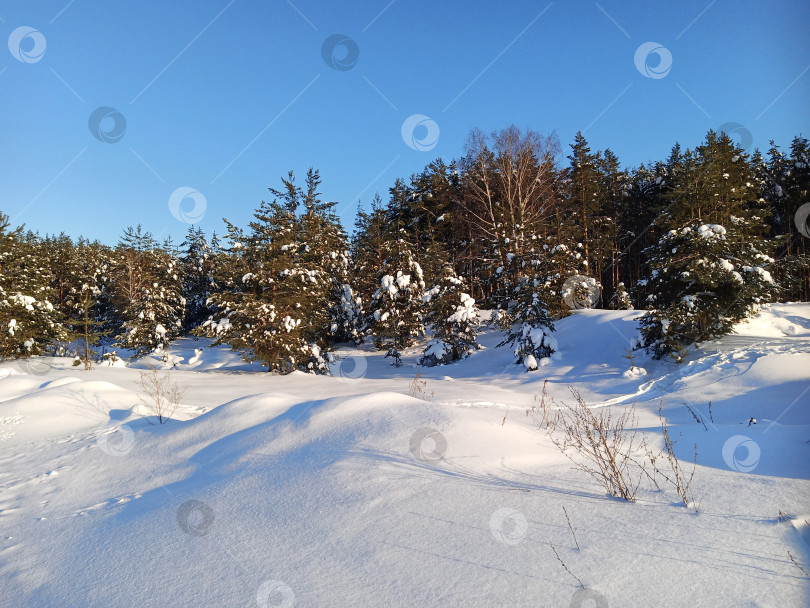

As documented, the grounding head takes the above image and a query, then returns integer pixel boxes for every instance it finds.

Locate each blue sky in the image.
[2,0,809,245]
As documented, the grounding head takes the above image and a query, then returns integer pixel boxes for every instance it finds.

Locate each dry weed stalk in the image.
[654,404,697,508]
[408,371,434,401]
[788,551,809,577]
[137,364,186,425]
[562,505,580,550]
[537,388,698,508]
[550,543,583,587]
[544,388,644,501]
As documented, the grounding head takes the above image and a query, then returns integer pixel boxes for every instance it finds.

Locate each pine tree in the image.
[567,131,602,272]
[200,170,338,373]
[0,214,63,358]
[420,266,480,366]
[639,222,778,359]
[498,244,558,370]
[759,137,810,300]
[368,253,425,365]
[62,239,113,368]
[295,168,356,346]
[351,193,390,308]
[637,131,780,359]
[111,226,185,359]
[609,282,633,310]
[180,225,216,330]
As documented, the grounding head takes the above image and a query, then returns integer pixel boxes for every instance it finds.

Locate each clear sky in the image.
[2,0,809,245]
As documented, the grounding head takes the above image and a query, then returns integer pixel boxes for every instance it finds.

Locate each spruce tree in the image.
[368,253,425,365]
[420,266,480,366]
[0,214,63,358]
[639,222,778,359]
[180,225,216,330]
[200,170,339,373]
[498,243,558,370]
[111,226,185,359]
[609,282,633,310]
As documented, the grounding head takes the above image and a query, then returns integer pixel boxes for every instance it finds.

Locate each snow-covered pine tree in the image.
[543,240,588,317]
[405,160,460,285]
[295,169,361,346]
[62,239,113,368]
[0,214,63,358]
[594,148,628,301]
[420,266,480,366]
[638,223,777,359]
[609,282,634,310]
[498,243,559,370]
[638,131,779,360]
[368,253,425,365]
[111,226,185,359]
[330,283,363,344]
[617,161,668,296]
[351,193,390,309]
[180,225,216,330]
[567,131,602,272]
[200,170,337,373]
[758,137,810,301]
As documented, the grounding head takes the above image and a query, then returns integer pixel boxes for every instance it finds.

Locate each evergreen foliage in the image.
[420,266,480,366]
[0,127,806,368]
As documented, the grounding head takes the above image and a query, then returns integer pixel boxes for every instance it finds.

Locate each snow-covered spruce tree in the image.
[351,193,390,309]
[111,226,185,359]
[0,215,63,357]
[544,241,589,317]
[757,137,810,301]
[420,266,480,366]
[368,253,425,365]
[294,170,360,346]
[330,283,364,344]
[638,223,778,359]
[180,225,217,330]
[62,239,114,368]
[498,249,558,371]
[200,170,339,373]
[609,282,634,310]
[638,130,780,360]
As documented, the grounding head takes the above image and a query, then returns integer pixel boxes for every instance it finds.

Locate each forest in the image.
[1,127,808,372]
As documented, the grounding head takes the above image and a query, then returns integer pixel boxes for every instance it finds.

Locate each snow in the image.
[696,224,727,239]
[424,338,449,360]
[0,305,808,606]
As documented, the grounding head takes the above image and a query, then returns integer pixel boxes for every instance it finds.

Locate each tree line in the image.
[0,128,807,371]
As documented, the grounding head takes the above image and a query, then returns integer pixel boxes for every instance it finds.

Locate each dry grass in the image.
[137,365,186,425]
[536,385,698,508]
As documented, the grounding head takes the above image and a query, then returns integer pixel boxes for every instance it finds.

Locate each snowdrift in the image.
[0,304,808,606]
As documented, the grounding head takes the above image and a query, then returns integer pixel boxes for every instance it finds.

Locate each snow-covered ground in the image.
[1,304,808,607]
